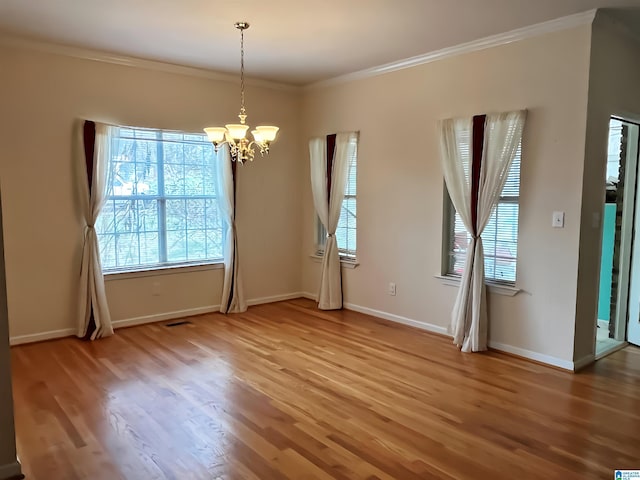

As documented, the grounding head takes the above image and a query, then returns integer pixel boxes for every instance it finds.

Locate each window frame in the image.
[315,136,358,262]
[315,209,357,261]
[442,148,521,286]
[97,127,224,274]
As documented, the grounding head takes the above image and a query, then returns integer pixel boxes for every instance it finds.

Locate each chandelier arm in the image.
[244,141,270,155]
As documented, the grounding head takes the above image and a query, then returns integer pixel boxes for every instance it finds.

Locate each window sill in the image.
[104,261,224,281]
[309,254,359,269]
[434,275,521,297]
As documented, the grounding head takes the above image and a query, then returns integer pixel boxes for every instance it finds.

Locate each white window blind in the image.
[96,127,223,272]
[447,144,521,284]
[317,137,358,258]
[607,118,623,183]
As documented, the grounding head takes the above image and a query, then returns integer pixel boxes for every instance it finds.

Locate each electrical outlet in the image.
[152,281,161,296]
[388,282,396,296]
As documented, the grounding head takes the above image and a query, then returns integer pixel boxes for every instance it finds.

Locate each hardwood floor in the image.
[10,299,640,479]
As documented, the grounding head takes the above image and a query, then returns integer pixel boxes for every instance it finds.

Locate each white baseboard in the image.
[0,460,22,480]
[349,303,577,371]
[247,292,305,307]
[9,293,590,372]
[302,292,449,336]
[488,340,574,371]
[10,328,76,346]
[115,292,306,330]
[301,292,578,371]
[10,292,306,345]
[344,302,449,336]
[112,305,221,329]
[574,353,596,370]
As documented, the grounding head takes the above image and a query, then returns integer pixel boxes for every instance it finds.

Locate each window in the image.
[96,127,223,272]
[316,136,358,259]
[445,144,521,284]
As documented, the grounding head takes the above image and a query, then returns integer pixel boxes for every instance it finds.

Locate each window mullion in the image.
[491,206,500,279]
[156,131,168,263]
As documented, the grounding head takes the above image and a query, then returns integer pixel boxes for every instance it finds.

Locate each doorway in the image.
[596,117,640,358]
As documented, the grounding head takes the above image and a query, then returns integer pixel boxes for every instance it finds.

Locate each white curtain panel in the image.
[216,144,247,314]
[309,132,358,310]
[77,121,114,340]
[439,117,475,349]
[439,111,526,352]
[309,139,329,232]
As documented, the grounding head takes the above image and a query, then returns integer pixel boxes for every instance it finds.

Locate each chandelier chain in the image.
[239,27,246,120]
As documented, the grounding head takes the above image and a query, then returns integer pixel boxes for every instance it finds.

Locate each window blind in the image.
[448,144,521,284]
[318,136,358,258]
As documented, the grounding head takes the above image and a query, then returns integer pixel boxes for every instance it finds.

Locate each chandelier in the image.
[204,22,279,164]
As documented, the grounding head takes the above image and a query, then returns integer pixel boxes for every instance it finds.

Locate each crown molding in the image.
[0,34,301,93]
[306,9,597,90]
[0,8,598,92]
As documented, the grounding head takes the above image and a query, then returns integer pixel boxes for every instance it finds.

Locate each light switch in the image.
[552,211,565,228]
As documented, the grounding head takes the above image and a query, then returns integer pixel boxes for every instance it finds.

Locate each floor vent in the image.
[165,320,192,327]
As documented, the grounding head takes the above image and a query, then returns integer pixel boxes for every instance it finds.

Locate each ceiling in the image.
[1,0,640,86]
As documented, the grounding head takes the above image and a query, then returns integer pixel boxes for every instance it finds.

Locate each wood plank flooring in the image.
[10,299,640,479]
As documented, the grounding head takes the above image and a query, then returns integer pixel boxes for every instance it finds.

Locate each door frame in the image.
[613,117,639,342]
[595,114,640,358]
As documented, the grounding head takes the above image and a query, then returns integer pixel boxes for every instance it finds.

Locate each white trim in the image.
[104,262,223,281]
[343,302,449,336]
[345,302,573,370]
[0,10,596,93]
[112,292,306,328]
[488,340,574,371]
[307,9,597,90]
[111,305,220,329]
[9,293,585,372]
[0,460,22,479]
[302,292,577,370]
[10,328,76,346]
[434,275,521,296]
[9,292,307,345]
[594,341,628,361]
[0,35,299,93]
[247,292,305,307]
[612,121,639,342]
[574,353,597,370]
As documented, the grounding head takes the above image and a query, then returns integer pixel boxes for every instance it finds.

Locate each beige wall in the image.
[0,45,303,339]
[0,21,614,368]
[301,26,593,364]
[574,14,640,361]
[0,194,20,478]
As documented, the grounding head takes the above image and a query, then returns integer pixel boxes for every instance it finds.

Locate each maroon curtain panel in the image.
[324,133,342,307]
[225,159,239,313]
[83,121,96,195]
[326,134,336,199]
[82,120,97,339]
[471,115,487,235]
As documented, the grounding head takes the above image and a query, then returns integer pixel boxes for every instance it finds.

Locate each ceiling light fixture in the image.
[204,22,279,164]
